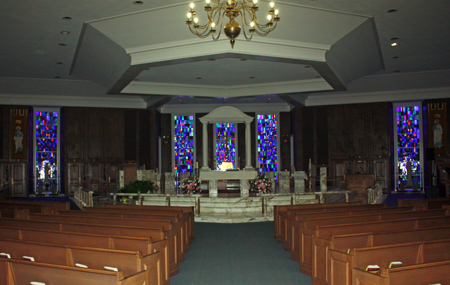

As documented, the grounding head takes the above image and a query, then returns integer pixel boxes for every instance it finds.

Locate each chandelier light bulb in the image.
[184,0,280,48]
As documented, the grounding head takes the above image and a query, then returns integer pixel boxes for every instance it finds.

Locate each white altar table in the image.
[199,170,258,197]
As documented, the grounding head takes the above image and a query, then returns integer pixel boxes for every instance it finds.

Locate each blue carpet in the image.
[171,222,311,285]
[384,193,425,207]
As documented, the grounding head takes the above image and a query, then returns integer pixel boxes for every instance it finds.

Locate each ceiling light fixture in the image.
[391,42,398,46]
[185,0,280,48]
[60,31,70,35]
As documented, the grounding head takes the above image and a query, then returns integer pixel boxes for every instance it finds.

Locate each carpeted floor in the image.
[171,222,312,285]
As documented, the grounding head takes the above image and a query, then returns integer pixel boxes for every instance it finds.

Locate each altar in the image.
[198,106,258,197]
[199,170,257,197]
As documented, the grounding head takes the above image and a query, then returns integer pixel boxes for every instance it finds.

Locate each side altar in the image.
[199,170,257,197]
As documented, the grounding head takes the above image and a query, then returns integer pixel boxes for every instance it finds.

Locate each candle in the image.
[196,161,198,169]
[308,158,311,173]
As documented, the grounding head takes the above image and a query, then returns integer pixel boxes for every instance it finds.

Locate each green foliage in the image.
[117,180,155,201]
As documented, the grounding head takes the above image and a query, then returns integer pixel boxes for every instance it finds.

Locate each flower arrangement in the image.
[180,177,200,194]
[249,174,272,195]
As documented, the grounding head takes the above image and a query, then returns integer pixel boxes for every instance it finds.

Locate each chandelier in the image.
[185,0,280,48]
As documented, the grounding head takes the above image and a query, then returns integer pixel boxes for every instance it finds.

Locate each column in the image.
[202,122,209,170]
[245,121,252,169]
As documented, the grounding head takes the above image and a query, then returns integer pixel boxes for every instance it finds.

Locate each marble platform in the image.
[138,193,319,223]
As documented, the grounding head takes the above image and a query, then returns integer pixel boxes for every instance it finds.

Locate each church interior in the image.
[1,0,450,284]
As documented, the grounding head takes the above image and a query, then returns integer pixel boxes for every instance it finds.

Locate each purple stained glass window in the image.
[257,114,277,174]
[215,123,236,170]
[174,115,194,191]
[35,111,58,194]
[395,105,421,188]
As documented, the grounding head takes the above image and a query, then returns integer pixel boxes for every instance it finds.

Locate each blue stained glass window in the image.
[215,123,236,169]
[35,111,59,193]
[257,114,277,174]
[395,105,421,189]
[174,115,194,191]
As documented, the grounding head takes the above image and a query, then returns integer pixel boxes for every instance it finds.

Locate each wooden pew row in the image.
[27,212,188,260]
[294,208,449,265]
[0,199,70,211]
[0,218,179,278]
[0,258,155,285]
[398,196,450,209]
[352,260,450,285]
[0,203,57,214]
[286,205,417,254]
[329,238,450,285]
[103,204,195,243]
[318,226,450,285]
[82,207,192,247]
[0,225,172,283]
[312,224,450,285]
[0,238,163,284]
[276,203,386,243]
[273,202,364,238]
[0,207,29,219]
[56,209,190,255]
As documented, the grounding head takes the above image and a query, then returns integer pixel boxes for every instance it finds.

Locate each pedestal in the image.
[164,173,176,194]
[320,167,327,192]
[278,171,290,194]
[199,170,257,197]
[291,171,307,193]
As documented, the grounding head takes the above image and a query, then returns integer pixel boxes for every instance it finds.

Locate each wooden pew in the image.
[398,196,450,209]
[0,225,172,283]
[352,260,450,285]
[274,202,364,238]
[311,223,450,285]
[329,238,450,285]
[57,209,190,254]
[82,206,192,247]
[0,199,70,211]
[0,238,163,284]
[0,202,57,214]
[103,204,195,243]
[295,208,449,266]
[0,207,29,219]
[0,258,155,285]
[276,203,386,243]
[286,205,417,255]
[0,218,179,278]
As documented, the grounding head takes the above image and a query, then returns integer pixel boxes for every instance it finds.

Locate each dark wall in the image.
[293,102,392,188]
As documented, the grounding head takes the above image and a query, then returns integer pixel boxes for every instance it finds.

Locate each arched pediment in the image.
[199,106,253,124]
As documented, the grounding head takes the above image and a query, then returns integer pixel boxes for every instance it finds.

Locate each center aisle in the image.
[171,222,312,285]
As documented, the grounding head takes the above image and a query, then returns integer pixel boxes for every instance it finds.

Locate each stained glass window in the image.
[395,105,422,190]
[35,110,59,194]
[257,114,277,174]
[174,115,194,191]
[215,123,236,170]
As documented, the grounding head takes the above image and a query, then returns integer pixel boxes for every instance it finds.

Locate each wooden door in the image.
[11,162,26,197]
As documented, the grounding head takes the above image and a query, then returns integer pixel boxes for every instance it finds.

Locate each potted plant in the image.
[117,180,156,203]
